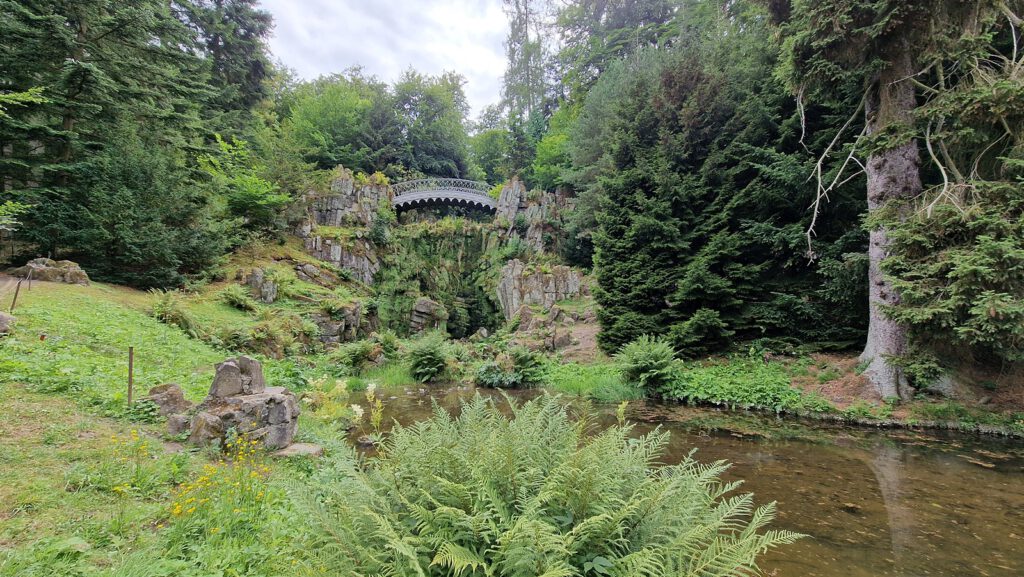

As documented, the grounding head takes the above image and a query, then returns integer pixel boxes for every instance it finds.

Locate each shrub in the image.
[474,347,544,389]
[408,335,449,383]
[220,284,258,312]
[616,335,678,395]
[330,340,379,374]
[292,394,801,576]
[150,289,202,338]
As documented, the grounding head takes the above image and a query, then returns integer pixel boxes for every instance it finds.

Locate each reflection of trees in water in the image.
[866,444,914,567]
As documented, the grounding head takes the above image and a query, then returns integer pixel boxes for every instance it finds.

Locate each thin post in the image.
[127,346,135,406]
[9,279,22,313]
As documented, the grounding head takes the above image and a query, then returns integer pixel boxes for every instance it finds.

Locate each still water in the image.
[364,386,1024,577]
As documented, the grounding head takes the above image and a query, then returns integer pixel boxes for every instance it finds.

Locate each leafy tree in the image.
[393,70,472,178]
[200,134,290,232]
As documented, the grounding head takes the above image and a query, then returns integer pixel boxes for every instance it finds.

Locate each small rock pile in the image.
[148,356,301,451]
[8,258,89,285]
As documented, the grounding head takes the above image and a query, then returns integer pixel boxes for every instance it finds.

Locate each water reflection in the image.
[357,385,1024,577]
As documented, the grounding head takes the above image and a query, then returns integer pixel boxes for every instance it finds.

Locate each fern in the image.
[291,394,802,576]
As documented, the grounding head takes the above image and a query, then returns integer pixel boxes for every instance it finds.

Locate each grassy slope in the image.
[0,281,226,407]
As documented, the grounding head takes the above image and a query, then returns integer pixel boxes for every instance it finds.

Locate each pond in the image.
[361,385,1024,577]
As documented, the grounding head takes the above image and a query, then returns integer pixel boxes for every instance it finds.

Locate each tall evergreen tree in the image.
[0,0,228,286]
[768,0,1022,398]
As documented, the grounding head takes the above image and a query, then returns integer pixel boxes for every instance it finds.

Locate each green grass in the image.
[542,361,642,403]
[0,282,226,411]
[361,362,416,388]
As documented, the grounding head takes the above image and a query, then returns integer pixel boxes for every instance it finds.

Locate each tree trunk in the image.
[859,42,920,401]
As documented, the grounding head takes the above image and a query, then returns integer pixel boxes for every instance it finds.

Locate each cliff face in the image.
[299,169,388,285]
[496,259,588,320]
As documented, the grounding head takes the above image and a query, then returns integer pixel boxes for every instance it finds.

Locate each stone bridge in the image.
[391,178,496,212]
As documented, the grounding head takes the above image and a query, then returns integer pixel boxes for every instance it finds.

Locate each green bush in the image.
[616,335,678,395]
[149,289,202,338]
[474,347,544,389]
[330,340,379,374]
[408,335,448,383]
[220,284,258,312]
[663,357,835,414]
[292,394,801,576]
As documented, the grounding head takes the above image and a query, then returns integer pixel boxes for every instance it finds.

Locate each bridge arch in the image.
[391,178,496,213]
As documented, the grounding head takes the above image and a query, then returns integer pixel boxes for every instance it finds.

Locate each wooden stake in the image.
[9,279,22,313]
[127,346,135,406]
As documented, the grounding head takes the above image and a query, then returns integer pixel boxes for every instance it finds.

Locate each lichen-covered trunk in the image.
[859,44,920,401]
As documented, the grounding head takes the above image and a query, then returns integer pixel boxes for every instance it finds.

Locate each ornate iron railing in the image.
[391,178,496,211]
[391,178,492,197]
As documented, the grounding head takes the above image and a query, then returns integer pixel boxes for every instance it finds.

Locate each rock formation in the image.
[496,178,527,224]
[496,259,588,320]
[309,168,392,228]
[0,312,15,336]
[145,383,194,417]
[410,297,448,333]
[187,356,300,450]
[8,258,89,285]
[245,268,278,304]
[311,300,365,345]
[302,235,379,285]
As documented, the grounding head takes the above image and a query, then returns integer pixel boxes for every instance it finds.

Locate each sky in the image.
[258,0,509,117]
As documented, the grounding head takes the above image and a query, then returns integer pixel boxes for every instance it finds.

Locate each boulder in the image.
[0,312,15,336]
[410,297,448,333]
[208,356,266,398]
[273,443,324,458]
[496,177,527,223]
[144,384,193,417]
[8,258,89,285]
[188,357,300,450]
[549,328,573,350]
[167,414,191,436]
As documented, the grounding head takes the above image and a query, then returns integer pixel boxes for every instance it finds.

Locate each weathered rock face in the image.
[309,168,392,228]
[496,178,527,224]
[145,384,194,417]
[188,356,300,450]
[410,297,448,333]
[303,235,379,285]
[0,312,15,336]
[311,301,365,346]
[496,259,588,320]
[8,258,89,285]
[245,268,278,304]
[522,189,575,252]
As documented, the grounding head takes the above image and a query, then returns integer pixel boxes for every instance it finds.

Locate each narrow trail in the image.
[0,274,18,306]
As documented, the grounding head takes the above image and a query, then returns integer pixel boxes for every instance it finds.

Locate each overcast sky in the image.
[258,0,509,117]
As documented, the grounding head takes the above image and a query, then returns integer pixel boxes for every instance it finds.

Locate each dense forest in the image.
[3,2,1024,577]
[2,0,1023,400]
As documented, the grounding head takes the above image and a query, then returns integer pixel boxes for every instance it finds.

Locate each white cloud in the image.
[258,0,508,116]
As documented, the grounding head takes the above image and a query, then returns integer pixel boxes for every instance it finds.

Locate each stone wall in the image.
[496,259,588,320]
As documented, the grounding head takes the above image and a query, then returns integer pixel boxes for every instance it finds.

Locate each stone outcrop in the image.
[0,312,15,336]
[309,168,392,228]
[496,259,588,320]
[8,258,89,285]
[311,300,365,346]
[410,297,448,333]
[302,235,379,285]
[496,178,527,224]
[245,268,278,304]
[145,383,194,417]
[187,356,300,450]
